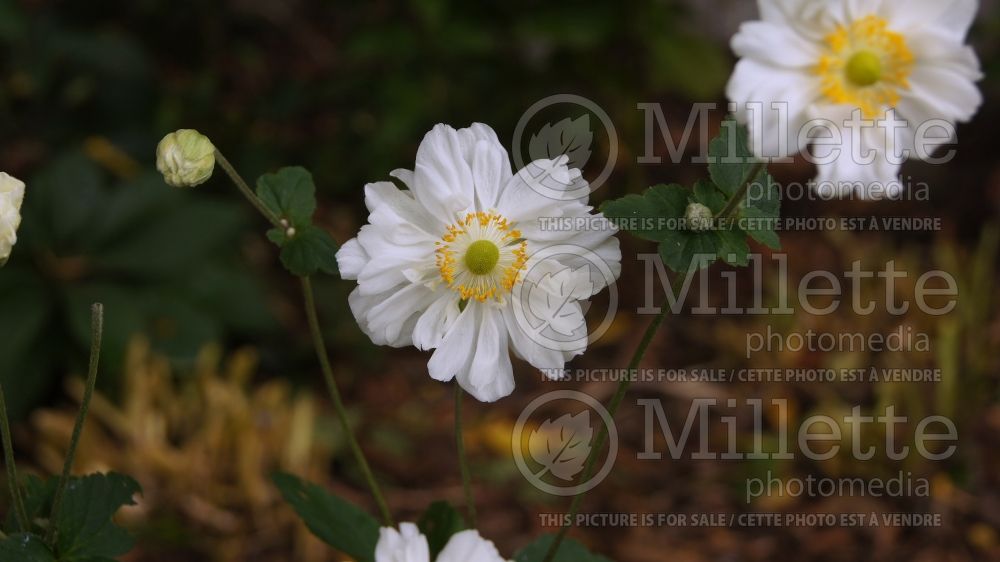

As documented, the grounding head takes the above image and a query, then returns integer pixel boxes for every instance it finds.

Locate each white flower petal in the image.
[731,21,821,67]
[460,308,514,403]
[501,305,572,370]
[436,530,509,562]
[375,523,431,562]
[897,56,983,125]
[412,293,461,351]
[811,107,904,199]
[472,139,510,210]
[727,59,818,158]
[879,0,977,41]
[496,158,583,223]
[335,237,368,280]
[427,303,479,382]
[0,173,25,262]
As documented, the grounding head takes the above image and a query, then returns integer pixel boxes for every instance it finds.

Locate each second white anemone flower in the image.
[337,123,620,402]
[0,172,25,265]
[727,0,983,198]
[375,523,510,562]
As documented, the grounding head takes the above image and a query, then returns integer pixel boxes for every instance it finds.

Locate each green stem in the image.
[715,160,767,220]
[454,384,477,527]
[214,153,393,524]
[47,303,103,545]
[301,277,393,526]
[0,385,29,532]
[541,304,669,562]
[215,150,283,227]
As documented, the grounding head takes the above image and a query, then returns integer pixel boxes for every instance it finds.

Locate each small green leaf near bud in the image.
[156,129,216,188]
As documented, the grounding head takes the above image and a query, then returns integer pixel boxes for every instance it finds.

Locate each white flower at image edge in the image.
[375,523,510,562]
[727,0,983,197]
[336,123,621,402]
[0,172,26,264]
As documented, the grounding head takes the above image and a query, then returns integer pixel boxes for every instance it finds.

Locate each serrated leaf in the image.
[715,228,751,267]
[528,411,593,481]
[708,120,764,197]
[659,231,718,274]
[0,533,56,561]
[600,183,687,242]
[278,226,339,277]
[54,472,141,560]
[528,115,594,170]
[691,180,726,215]
[740,171,782,249]
[272,472,379,562]
[515,534,613,562]
[417,502,466,558]
[256,166,317,228]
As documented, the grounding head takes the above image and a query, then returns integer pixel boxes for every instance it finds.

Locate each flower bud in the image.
[0,172,25,266]
[156,129,216,187]
[685,202,714,232]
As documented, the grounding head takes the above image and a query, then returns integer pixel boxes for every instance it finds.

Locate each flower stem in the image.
[714,160,767,220]
[454,384,477,527]
[300,276,393,526]
[215,150,283,227]
[215,153,393,525]
[541,303,669,562]
[0,385,29,532]
[47,303,103,545]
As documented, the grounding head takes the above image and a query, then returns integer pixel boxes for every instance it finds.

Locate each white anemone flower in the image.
[0,172,26,265]
[727,0,983,198]
[375,523,510,562]
[336,123,620,402]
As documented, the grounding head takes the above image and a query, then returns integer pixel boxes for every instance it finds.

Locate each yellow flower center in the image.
[436,211,528,303]
[815,15,914,118]
[464,240,500,275]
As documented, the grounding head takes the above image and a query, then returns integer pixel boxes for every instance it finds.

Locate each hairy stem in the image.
[301,277,393,526]
[215,150,282,227]
[454,384,477,527]
[541,304,669,562]
[48,303,103,545]
[0,385,29,532]
[715,160,767,220]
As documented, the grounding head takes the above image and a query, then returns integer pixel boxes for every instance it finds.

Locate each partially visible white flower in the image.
[337,123,621,402]
[156,129,216,187]
[0,172,25,265]
[375,523,510,562]
[727,0,983,198]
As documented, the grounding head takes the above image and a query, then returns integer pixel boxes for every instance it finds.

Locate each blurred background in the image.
[1,0,998,560]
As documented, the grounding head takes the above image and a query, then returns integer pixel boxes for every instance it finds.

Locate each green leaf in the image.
[515,534,612,562]
[53,472,141,560]
[256,167,317,228]
[278,226,340,277]
[600,183,687,242]
[691,179,727,215]
[659,230,718,274]
[0,533,57,561]
[708,120,765,198]
[272,472,379,562]
[740,172,782,250]
[417,502,466,558]
[715,228,751,267]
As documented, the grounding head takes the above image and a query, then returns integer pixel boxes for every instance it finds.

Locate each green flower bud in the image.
[0,172,25,266]
[156,129,216,188]
[685,202,714,232]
